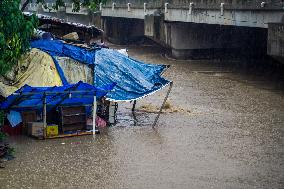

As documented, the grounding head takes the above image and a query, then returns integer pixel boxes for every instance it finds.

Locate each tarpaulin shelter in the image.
[1,39,172,130]
[0,81,115,111]
[0,81,116,137]
[30,39,171,102]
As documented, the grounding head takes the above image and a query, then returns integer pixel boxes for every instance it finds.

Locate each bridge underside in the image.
[167,22,267,59]
[102,16,268,59]
[102,17,144,45]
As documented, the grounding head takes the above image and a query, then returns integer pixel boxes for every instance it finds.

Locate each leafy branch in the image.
[21,0,109,12]
[0,0,38,75]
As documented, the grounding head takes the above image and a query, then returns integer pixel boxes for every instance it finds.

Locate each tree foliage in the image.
[0,0,38,75]
[23,0,109,12]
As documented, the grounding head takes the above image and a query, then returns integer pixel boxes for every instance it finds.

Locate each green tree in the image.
[1,0,108,76]
[21,0,109,12]
[0,0,38,75]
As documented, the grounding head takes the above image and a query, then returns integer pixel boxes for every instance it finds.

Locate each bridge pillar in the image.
[166,22,267,59]
[268,23,284,63]
[102,17,144,45]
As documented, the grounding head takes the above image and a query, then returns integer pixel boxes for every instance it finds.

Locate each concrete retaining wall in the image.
[268,23,284,63]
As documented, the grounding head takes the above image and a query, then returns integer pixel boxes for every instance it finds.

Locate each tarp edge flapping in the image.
[105,81,172,102]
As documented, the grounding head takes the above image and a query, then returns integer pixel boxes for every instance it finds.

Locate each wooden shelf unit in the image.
[59,106,87,133]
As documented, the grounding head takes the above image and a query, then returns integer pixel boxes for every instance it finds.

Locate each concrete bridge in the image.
[102,0,283,28]
[25,0,284,61]
[100,0,284,60]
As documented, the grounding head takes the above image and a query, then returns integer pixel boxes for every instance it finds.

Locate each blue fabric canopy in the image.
[0,81,116,111]
[31,39,171,101]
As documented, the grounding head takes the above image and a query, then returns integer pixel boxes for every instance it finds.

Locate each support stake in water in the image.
[152,82,173,128]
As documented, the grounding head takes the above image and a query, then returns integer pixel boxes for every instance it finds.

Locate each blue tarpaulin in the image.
[0,81,115,111]
[7,111,22,127]
[31,40,171,101]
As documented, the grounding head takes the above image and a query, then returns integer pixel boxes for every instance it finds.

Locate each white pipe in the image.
[127,3,131,12]
[112,2,116,11]
[99,2,102,11]
[220,3,225,16]
[165,3,169,13]
[144,3,147,12]
[189,2,194,15]
[93,95,97,135]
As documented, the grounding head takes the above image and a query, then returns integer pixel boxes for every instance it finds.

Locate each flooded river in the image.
[1,44,283,189]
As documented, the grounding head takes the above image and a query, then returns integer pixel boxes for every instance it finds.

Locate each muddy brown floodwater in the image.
[1,44,284,189]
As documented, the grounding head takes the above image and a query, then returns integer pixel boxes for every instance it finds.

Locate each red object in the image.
[2,124,23,136]
[96,116,107,128]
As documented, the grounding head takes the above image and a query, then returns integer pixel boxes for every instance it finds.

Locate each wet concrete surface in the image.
[1,44,284,189]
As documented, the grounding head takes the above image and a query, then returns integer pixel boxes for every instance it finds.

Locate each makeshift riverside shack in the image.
[0,81,115,139]
[23,12,103,44]
[30,39,173,127]
[0,38,172,138]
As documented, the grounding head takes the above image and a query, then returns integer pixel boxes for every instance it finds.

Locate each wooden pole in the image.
[43,93,47,139]
[132,100,137,112]
[92,93,97,135]
[93,59,97,135]
[152,82,173,128]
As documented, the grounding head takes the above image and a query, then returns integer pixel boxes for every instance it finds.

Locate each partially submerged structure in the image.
[23,12,103,43]
[1,81,115,138]
[0,38,172,138]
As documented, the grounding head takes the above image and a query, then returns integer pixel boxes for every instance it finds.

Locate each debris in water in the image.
[163,101,172,109]
[137,101,190,114]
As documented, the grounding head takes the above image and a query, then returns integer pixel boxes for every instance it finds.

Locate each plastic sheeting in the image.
[0,48,63,97]
[7,111,22,127]
[56,57,93,84]
[95,48,170,101]
[0,81,116,112]
[31,39,171,102]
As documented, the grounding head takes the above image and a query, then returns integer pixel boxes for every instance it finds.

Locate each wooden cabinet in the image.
[59,106,86,133]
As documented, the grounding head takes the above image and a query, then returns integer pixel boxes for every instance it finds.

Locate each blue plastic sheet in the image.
[0,81,115,111]
[94,48,170,101]
[51,56,68,85]
[31,40,96,64]
[31,39,171,101]
[7,111,22,127]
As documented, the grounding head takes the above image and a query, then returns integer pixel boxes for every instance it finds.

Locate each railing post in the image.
[144,3,147,13]
[189,2,194,15]
[220,3,225,16]
[165,3,169,13]
[127,3,131,12]
[112,2,116,11]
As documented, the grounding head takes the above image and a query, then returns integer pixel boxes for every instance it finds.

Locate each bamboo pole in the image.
[12,90,110,96]
[132,100,137,112]
[152,82,173,128]
[43,93,47,139]
[92,93,97,135]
